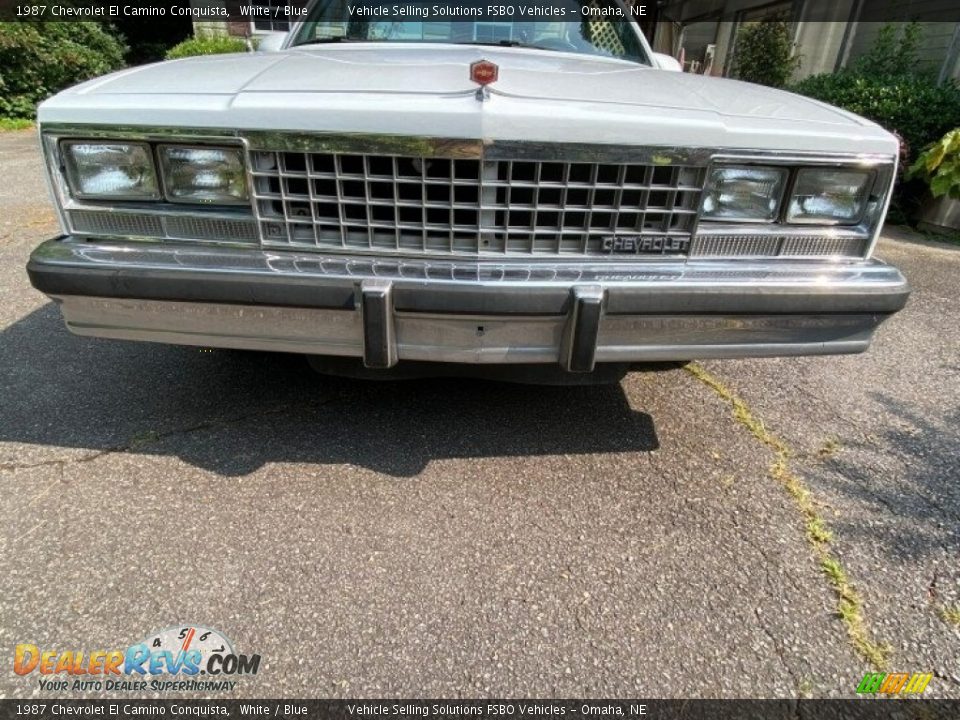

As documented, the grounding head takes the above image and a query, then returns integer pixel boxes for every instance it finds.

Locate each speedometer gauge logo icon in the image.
[140,626,235,659]
[127,624,259,677]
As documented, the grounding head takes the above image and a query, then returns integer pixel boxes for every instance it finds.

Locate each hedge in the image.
[166,35,250,60]
[0,22,126,120]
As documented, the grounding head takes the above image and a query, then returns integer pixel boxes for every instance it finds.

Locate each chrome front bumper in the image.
[28,237,910,372]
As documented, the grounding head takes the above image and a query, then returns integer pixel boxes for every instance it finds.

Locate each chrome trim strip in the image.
[31,237,907,287]
[865,153,899,258]
[40,124,895,165]
[709,152,893,167]
[40,123,244,142]
[245,132,483,159]
[39,131,70,234]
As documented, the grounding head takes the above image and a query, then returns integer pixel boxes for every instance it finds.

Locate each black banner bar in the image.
[2,1,960,24]
[1,700,959,720]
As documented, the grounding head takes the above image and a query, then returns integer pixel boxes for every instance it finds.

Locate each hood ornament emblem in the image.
[470,59,499,102]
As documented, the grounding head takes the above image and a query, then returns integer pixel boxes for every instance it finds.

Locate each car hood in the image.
[39,45,897,155]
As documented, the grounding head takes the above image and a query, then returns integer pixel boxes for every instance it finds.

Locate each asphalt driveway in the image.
[0,128,957,699]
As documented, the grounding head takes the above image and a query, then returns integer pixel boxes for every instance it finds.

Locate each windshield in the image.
[290,0,650,65]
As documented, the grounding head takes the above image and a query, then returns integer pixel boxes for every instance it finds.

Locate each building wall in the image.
[190,1,289,38]
[792,21,850,78]
[791,0,857,79]
[192,20,228,37]
[846,20,960,80]
[657,0,960,82]
[661,0,846,78]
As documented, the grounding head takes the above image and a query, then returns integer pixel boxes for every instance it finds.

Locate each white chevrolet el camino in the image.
[27,0,909,382]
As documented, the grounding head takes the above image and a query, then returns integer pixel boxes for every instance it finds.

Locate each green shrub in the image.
[0,118,34,132]
[0,22,126,120]
[166,35,250,60]
[852,22,924,78]
[790,22,960,164]
[790,72,960,166]
[791,23,960,220]
[909,129,960,200]
[730,21,800,88]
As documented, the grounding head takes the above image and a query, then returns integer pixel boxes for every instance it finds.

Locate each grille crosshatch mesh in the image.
[250,151,707,257]
[689,235,869,258]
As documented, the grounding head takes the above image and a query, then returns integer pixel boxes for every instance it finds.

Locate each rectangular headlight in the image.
[159,145,248,205]
[787,168,873,225]
[701,166,787,222]
[61,141,159,201]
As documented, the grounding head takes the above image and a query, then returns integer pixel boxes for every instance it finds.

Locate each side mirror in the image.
[652,52,683,72]
[256,33,287,53]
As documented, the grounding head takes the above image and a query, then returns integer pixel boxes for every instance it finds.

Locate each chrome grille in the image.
[250,151,706,257]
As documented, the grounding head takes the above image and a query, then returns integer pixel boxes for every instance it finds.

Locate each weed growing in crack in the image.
[939,605,960,627]
[685,362,891,670]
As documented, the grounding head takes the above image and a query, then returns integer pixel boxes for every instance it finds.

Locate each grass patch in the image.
[939,605,960,627]
[925,231,960,247]
[685,362,891,669]
[817,437,842,460]
[807,517,834,544]
[910,224,960,248]
[0,118,34,132]
[129,429,160,450]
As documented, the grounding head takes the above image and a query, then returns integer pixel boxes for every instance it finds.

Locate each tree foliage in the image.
[0,22,126,120]
[730,21,800,88]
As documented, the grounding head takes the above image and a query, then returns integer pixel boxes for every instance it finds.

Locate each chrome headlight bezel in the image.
[698,158,892,229]
[157,144,250,206]
[693,153,896,259]
[57,138,250,207]
[60,140,161,202]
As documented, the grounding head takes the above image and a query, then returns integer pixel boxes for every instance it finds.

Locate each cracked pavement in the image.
[0,129,958,698]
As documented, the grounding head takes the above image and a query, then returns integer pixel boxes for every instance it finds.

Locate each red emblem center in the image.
[470,60,499,87]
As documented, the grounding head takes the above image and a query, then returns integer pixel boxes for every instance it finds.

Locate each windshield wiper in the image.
[295,38,553,51]
[294,36,367,47]
[454,40,549,50]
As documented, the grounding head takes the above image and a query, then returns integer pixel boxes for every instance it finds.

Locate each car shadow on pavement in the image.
[1,303,659,477]
[806,393,960,560]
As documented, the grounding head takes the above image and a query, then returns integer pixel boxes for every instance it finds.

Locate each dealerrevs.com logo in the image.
[14,625,260,693]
